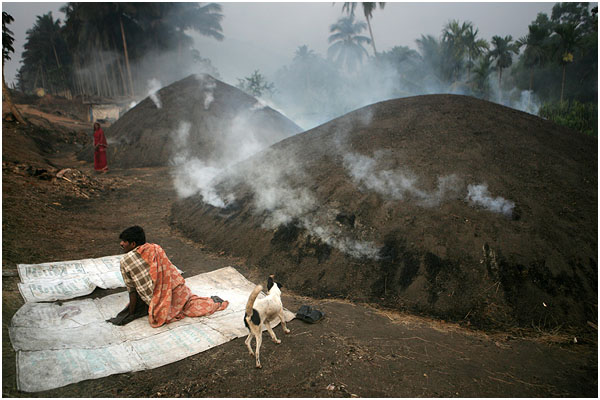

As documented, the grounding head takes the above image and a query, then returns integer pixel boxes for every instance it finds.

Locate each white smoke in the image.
[245,155,317,228]
[147,78,163,109]
[198,75,216,110]
[343,151,461,207]
[170,121,230,207]
[466,184,515,217]
[169,90,294,205]
[343,151,516,218]
[222,113,271,162]
[250,99,268,111]
[301,215,380,259]
[510,89,541,115]
[272,54,400,130]
[240,152,380,258]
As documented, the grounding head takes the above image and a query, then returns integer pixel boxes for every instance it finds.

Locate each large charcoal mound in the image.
[171,94,597,332]
[78,74,302,168]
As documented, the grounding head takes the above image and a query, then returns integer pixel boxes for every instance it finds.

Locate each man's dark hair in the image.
[119,225,146,245]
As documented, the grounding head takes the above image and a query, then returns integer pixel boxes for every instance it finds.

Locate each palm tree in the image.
[342,2,386,57]
[134,3,223,56]
[38,13,70,93]
[60,3,128,96]
[168,3,224,41]
[464,24,488,81]
[2,11,26,124]
[19,12,69,95]
[380,45,421,69]
[517,23,549,95]
[415,34,446,87]
[470,54,493,100]
[379,45,423,92]
[57,3,225,98]
[328,15,371,73]
[32,13,65,70]
[552,23,582,102]
[441,20,470,81]
[294,45,316,63]
[290,45,318,90]
[488,35,520,101]
[114,3,138,96]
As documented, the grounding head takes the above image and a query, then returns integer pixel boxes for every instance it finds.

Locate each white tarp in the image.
[17,255,125,302]
[10,266,295,392]
[16,254,182,303]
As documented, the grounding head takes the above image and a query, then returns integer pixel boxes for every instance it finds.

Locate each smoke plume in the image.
[147,78,163,109]
[342,150,516,218]
[233,150,381,259]
[343,151,462,207]
[170,121,229,207]
[466,184,515,217]
[203,78,216,110]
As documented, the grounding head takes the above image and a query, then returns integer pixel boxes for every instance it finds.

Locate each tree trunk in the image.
[99,48,112,97]
[467,58,471,81]
[52,44,61,68]
[498,68,503,103]
[75,57,85,96]
[529,68,534,92]
[92,51,102,95]
[110,61,118,97]
[112,36,127,96]
[366,15,378,57]
[33,65,40,89]
[73,56,84,96]
[41,65,47,91]
[120,15,134,97]
[560,64,566,103]
[52,43,69,95]
[528,67,534,109]
[45,66,55,95]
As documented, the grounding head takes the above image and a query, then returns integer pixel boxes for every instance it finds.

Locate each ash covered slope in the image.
[80,74,301,168]
[171,94,597,331]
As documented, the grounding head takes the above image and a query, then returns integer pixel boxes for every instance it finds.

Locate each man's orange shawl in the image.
[136,243,228,328]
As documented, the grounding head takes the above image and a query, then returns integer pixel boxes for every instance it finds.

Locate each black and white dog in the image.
[244,275,290,368]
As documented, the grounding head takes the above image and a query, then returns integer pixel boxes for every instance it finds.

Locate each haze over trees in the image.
[12,2,598,134]
[16,2,224,98]
[327,14,372,73]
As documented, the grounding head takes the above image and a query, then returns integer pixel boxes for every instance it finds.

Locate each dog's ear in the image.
[267,276,274,291]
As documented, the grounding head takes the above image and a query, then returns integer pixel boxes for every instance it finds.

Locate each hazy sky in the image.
[2,1,558,86]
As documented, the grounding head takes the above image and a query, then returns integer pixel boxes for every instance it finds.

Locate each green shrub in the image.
[539,101,598,136]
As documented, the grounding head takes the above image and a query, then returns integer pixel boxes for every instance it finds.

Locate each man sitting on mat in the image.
[108,225,228,327]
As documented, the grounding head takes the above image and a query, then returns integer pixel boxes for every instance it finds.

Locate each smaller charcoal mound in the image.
[78,74,302,168]
[171,94,597,333]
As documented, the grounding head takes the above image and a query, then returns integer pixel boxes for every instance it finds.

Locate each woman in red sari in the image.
[93,122,108,173]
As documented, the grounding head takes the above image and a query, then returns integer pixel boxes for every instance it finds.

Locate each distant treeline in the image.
[4,2,598,134]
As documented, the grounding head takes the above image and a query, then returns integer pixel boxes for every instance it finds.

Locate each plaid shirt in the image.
[120,249,154,305]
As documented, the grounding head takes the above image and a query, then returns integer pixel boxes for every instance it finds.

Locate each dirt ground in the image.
[2,100,598,397]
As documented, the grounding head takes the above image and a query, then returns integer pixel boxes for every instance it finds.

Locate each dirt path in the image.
[2,122,597,397]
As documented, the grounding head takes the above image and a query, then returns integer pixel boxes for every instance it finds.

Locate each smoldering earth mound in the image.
[78,74,302,168]
[171,94,597,332]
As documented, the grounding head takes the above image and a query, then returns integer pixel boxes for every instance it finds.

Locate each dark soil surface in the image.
[77,74,302,169]
[172,94,598,333]
[2,95,598,397]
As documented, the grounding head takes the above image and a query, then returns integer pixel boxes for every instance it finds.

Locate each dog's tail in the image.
[245,285,262,317]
